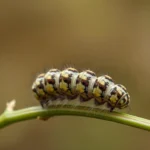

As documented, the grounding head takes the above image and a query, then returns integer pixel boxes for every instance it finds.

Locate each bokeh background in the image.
[0,1,150,150]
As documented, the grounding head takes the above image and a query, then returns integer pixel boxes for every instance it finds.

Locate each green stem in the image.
[0,104,150,131]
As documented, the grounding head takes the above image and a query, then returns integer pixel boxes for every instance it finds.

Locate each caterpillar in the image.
[32,68,130,111]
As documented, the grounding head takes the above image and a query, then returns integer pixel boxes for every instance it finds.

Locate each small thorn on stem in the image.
[6,99,16,112]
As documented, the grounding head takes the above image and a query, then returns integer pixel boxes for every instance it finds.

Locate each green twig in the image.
[0,100,150,131]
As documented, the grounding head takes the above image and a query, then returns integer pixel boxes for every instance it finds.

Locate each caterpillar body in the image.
[32,68,130,111]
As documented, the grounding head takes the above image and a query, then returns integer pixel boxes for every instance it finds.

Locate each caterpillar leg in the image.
[94,99,109,112]
[39,95,58,108]
[106,103,115,112]
[79,96,91,102]
[40,100,49,108]
[67,95,78,100]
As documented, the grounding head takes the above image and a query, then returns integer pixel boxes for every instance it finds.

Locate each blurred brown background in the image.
[0,1,150,150]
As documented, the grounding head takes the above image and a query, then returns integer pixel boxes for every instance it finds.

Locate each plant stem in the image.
[0,104,150,131]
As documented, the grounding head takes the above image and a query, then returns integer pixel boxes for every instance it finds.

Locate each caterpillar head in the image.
[107,84,130,111]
